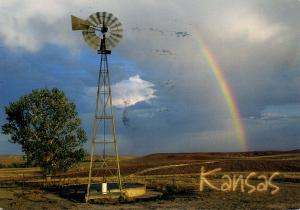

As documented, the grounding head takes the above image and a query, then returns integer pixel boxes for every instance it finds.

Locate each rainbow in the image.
[195,35,247,151]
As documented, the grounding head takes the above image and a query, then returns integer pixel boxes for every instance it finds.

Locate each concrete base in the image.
[60,182,162,203]
[123,185,146,198]
[85,183,149,202]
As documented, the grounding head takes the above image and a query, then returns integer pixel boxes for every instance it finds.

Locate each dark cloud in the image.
[175,31,190,37]
[153,49,174,56]
[122,101,130,128]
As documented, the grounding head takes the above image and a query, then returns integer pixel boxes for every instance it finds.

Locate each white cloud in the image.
[260,103,300,120]
[225,14,284,42]
[0,0,76,51]
[84,75,156,108]
[112,75,156,108]
[0,0,293,53]
[0,0,178,52]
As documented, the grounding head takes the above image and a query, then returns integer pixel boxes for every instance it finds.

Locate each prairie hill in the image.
[0,150,299,177]
[118,150,300,175]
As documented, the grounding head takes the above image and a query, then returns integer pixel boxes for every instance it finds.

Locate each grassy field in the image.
[0,150,299,209]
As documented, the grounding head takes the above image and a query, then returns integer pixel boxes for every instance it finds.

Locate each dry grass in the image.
[0,150,299,209]
[0,155,24,165]
[0,150,299,190]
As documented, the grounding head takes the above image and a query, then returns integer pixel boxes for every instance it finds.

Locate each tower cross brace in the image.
[85,37,123,202]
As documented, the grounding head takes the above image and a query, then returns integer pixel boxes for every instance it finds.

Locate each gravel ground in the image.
[0,182,299,210]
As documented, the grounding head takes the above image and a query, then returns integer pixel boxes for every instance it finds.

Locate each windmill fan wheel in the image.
[71,12,123,50]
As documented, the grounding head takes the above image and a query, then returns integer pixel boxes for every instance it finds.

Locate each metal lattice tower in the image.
[71,12,123,202]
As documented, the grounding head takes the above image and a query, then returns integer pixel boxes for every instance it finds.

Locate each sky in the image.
[0,0,299,155]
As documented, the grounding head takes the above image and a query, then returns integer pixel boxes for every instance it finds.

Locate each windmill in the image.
[71,12,123,202]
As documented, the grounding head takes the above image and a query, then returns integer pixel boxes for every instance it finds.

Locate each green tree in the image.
[2,88,87,174]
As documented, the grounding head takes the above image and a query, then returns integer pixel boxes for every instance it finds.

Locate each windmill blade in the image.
[101,12,108,26]
[108,35,121,46]
[111,29,123,37]
[107,17,119,29]
[71,15,90,30]
[82,27,96,36]
[105,13,114,27]
[92,11,108,26]
[89,33,101,49]
[82,28,95,37]
[96,12,104,25]
[89,13,100,26]
[90,37,101,48]
[110,35,121,44]
[110,22,121,31]
[106,38,114,48]
[86,37,100,49]
[111,28,123,33]
[110,31,122,38]
[107,37,118,48]
[111,21,121,27]
[88,34,100,46]
[110,34,122,44]
[95,12,101,25]
[107,14,118,28]
[82,28,100,50]
[96,11,104,25]
[110,32,123,39]
[86,19,98,28]
[105,41,112,50]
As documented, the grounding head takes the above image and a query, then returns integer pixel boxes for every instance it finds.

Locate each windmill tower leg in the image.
[85,51,123,202]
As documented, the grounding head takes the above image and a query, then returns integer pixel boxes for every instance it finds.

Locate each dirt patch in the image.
[0,182,299,209]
